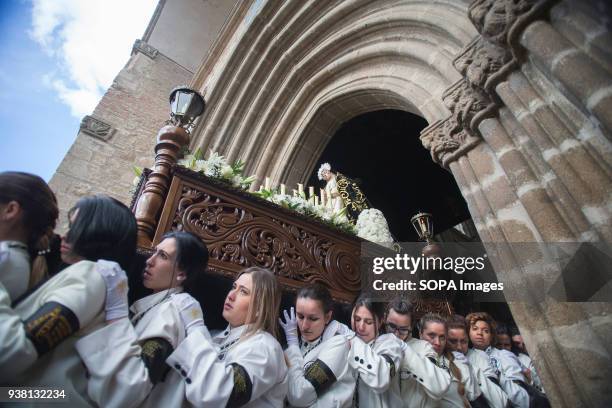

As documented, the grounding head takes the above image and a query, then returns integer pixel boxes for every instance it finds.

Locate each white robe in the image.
[438,351,481,407]
[167,324,288,407]
[485,347,530,407]
[75,288,192,408]
[467,348,509,407]
[390,337,452,407]
[285,321,355,407]
[0,240,30,301]
[350,333,403,408]
[1,260,111,407]
[517,353,545,393]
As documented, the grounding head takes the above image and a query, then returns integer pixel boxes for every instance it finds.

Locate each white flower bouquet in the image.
[356,208,395,247]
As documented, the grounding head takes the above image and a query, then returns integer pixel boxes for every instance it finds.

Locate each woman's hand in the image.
[279,307,299,347]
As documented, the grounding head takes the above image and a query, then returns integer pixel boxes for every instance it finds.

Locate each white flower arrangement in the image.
[130,151,359,235]
[176,149,255,190]
[356,208,395,247]
[254,189,356,234]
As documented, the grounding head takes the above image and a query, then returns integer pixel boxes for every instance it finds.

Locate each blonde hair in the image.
[239,267,281,339]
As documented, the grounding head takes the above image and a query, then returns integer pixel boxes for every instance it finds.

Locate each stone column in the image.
[520,20,612,136]
[420,1,612,406]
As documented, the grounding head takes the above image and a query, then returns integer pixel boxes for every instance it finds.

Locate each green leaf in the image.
[193,148,204,160]
[231,159,245,174]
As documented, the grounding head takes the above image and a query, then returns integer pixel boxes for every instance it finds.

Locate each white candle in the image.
[280,184,286,196]
[320,188,326,205]
[292,189,298,197]
[298,183,304,195]
[309,186,314,199]
[265,177,271,190]
[314,195,319,206]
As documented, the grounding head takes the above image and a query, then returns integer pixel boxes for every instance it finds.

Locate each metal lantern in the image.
[411,212,434,243]
[169,86,205,129]
[411,212,441,257]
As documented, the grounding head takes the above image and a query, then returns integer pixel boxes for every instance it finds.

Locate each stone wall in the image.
[49,47,193,228]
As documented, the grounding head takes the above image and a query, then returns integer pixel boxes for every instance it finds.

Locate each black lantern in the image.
[169,86,205,129]
[411,212,441,257]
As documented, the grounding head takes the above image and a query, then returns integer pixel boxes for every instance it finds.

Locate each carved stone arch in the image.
[268,88,418,186]
[189,0,479,184]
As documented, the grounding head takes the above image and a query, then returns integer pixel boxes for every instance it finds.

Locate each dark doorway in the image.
[307,109,470,241]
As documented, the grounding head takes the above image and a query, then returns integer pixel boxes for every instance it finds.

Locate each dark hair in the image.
[66,195,136,270]
[161,231,209,293]
[447,314,467,333]
[496,322,510,336]
[353,292,385,335]
[0,172,58,256]
[465,311,497,347]
[387,296,414,317]
[509,326,521,337]
[297,283,333,314]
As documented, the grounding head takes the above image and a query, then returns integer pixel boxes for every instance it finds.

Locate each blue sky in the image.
[0,0,157,181]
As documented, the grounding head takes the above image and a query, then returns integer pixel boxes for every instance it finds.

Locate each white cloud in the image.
[30,0,158,117]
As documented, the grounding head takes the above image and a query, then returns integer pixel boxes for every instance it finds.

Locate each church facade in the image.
[49,1,612,406]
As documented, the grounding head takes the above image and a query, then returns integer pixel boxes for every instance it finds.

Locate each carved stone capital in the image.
[420,119,480,168]
[443,79,496,134]
[453,37,513,92]
[469,0,558,48]
[132,39,159,59]
[80,115,115,141]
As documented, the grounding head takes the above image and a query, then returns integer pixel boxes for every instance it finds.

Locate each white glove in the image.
[171,293,205,336]
[96,260,129,321]
[279,307,299,347]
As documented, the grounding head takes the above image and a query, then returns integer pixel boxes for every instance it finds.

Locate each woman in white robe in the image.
[349,293,403,408]
[0,194,137,407]
[446,316,509,407]
[0,171,58,301]
[383,297,452,408]
[418,313,483,408]
[167,266,288,407]
[76,231,210,408]
[466,312,533,408]
[279,284,355,407]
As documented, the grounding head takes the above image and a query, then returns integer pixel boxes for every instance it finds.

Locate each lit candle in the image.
[280,184,286,196]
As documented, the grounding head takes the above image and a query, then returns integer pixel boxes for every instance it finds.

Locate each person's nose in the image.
[145,254,155,267]
[227,289,236,302]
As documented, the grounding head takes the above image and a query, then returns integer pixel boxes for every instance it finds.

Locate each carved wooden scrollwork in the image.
[153,169,362,302]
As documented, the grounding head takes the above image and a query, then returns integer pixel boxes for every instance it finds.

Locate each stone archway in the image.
[188,1,612,406]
